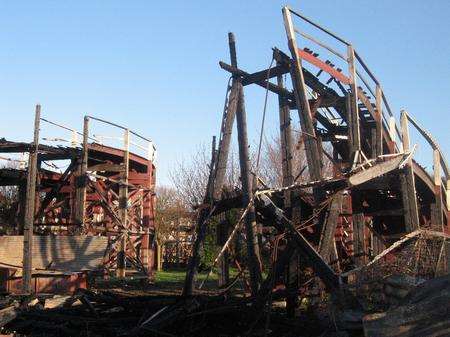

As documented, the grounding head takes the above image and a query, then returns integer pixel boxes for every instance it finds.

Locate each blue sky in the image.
[1,1,449,185]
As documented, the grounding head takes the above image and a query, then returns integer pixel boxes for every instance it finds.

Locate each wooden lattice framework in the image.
[0,115,157,292]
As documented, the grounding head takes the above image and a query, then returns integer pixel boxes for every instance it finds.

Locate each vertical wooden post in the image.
[352,198,366,267]
[432,149,444,230]
[347,45,361,164]
[400,110,420,232]
[277,64,300,316]
[212,32,239,200]
[141,228,150,277]
[157,243,162,271]
[236,83,262,295]
[446,179,450,212]
[434,150,441,187]
[389,116,397,152]
[375,85,383,157]
[400,112,410,153]
[206,136,217,201]
[282,7,323,201]
[183,32,240,296]
[117,129,130,278]
[370,219,385,256]
[75,117,89,224]
[217,218,230,288]
[346,55,367,266]
[17,182,27,234]
[277,61,295,205]
[318,193,343,262]
[22,104,41,294]
[142,159,155,279]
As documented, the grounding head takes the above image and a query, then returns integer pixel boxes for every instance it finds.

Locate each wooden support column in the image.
[400,111,420,232]
[432,149,444,231]
[22,104,41,294]
[75,117,89,224]
[117,129,130,278]
[318,193,343,263]
[375,85,383,157]
[347,45,361,164]
[352,192,366,267]
[213,32,239,199]
[217,218,230,288]
[277,65,300,316]
[17,182,27,234]
[142,162,155,279]
[282,8,323,201]
[446,179,450,212]
[388,116,397,153]
[183,32,242,296]
[141,229,150,278]
[370,218,385,256]
[236,83,262,295]
[278,63,294,191]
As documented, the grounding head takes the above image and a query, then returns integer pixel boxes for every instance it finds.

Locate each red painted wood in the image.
[297,49,350,84]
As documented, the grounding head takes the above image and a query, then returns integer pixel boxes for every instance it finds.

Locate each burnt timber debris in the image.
[0,5,449,337]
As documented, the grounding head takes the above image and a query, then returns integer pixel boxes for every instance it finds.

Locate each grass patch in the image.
[155,270,218,284]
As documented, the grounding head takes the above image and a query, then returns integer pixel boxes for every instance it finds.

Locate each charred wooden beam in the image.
[242,64,289,86]
[347,45,362,162]
[277,65,301,316]
[400,111,420,232]
[35,160,77,220]
[318,193,343,262]
[236,83,263,294]
[352,192,366,266]
[117,128,130,278]
[212,81,239,199]
[75,117,89,225]
[432,149,444,231]
[283,8,323,201]
[273,48,347,121]
[22,104,41,293]
[219,61,294,100]
[88,163,125,172]
[184,33,263,296]
[256,194,340,290]
[348,155,406,186]
[374,86,383,157]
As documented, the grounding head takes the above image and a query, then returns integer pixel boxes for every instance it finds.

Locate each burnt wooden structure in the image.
[183,6,449,309]
[0,114,157,292]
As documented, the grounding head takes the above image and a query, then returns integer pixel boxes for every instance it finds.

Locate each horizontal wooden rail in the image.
[295,29,347,61]
[403,111,449,178]
[287,6,350,46]
[297,49,350,84]
[86,115,155,147]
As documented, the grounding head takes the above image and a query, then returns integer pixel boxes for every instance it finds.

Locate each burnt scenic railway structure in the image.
[0,114,156,292]
[183,6,449,305]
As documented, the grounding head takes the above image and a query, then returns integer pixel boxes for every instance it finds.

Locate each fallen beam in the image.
[348,155,406,187]
[256,194,340,291]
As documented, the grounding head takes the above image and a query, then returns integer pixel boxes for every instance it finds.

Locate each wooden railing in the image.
[283,6,449,214]
[283,6,402,157]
